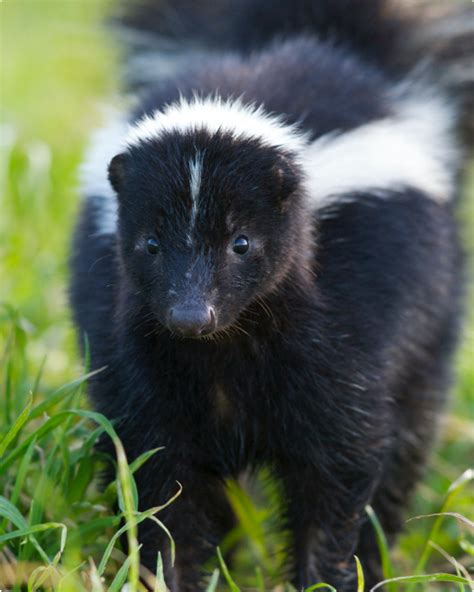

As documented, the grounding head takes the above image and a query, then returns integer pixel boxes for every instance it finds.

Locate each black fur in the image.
[70,1,470,589]
[113,0,411,86]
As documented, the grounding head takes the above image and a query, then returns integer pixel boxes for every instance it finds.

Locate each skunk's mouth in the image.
[167,330,216,341]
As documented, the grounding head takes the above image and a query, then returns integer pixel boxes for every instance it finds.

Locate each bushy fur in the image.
[70,0,472,589]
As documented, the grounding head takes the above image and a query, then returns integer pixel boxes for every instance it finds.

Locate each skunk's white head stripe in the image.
[125,96,309,153]
[303,95,457,207]
[187,152,203,242]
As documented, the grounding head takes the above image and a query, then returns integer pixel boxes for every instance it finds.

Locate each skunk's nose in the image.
[167,305,216,337]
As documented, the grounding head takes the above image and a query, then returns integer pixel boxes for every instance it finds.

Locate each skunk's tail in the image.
[113,0,473,141]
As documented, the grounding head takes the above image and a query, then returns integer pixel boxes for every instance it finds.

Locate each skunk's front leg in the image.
[273,375,390,592]
[278,459,382,591]
[133,451,235,592]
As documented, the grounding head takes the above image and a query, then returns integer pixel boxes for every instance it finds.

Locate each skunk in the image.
[70,0,473,589]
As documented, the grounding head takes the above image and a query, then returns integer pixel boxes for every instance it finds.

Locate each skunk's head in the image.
[108,99,310,338]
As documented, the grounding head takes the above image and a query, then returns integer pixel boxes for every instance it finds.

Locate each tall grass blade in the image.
[216,546,240,592]
[0,393,32,457]
[108,552,133,592]
[206,569,220,592]
[370,573,473,590]
[129,447,164,474]
[1,436,37,532]
[154,552,167,592]
[355,555,365,592]
[365,505,397,592]
[304,584,337,591]
[255,565,265,592]
[28,368,106,420]
[407,512,474,530]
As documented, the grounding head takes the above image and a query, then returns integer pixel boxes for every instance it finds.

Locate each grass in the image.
[0,1,473,590]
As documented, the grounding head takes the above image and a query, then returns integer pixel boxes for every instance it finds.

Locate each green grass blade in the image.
[216,547,240,592]
[142,514,176,566]
[67,455,95,504]
[255,565,265,592]
[355,555,365,592]
[1,436,37,532]
[206,569,220,592]
[22,444,67,565]
[0,495,29,529]
[57,561,87,591]
[0,393,33,457]
[370,573,474,591]
[459,538,474,556]
[407,512,474,530]
[154,552,167,592]
[28,368,105,420]
[27,564,61,592]
[108,552,133,592]
[129,447,164,474]
[365,505,396,592]
[226,480,268,562]
[4,356,13,426]
[114,440,139,591]
[96,518,137,576]
[30,354,47,400]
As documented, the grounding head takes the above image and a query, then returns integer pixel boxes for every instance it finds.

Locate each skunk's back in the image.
[115,0,407,71]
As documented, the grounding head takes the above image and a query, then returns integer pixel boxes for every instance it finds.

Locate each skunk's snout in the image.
[167,304,216,338]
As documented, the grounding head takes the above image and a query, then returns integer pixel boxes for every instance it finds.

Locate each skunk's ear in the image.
[273,155,300,202]
[108,153,129,194]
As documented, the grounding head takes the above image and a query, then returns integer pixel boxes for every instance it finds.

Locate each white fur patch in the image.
[79,115,128,234]
[187,152,203,241]
[125,95,309,153]
[303,94,458,207]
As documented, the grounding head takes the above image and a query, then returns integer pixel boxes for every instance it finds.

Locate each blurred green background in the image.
[0,1,473,589]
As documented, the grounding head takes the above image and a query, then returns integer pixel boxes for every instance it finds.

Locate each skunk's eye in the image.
[146,237,159,255]
[233,235,249,255]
